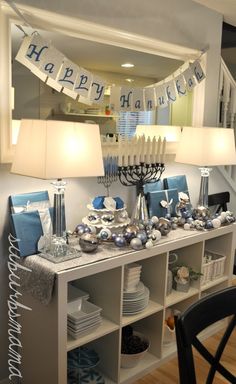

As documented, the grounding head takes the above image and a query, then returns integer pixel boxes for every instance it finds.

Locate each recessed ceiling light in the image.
[125,78,134,83]
[121,63,134,68]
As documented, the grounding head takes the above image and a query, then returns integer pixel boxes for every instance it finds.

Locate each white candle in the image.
[156,136,162,163]
[140,135,145,163]
[129,138,135,166]
[135,137,141,165]
[151,137,156,164]
[160,137,166,164]
[146,136,152,164]
[118,137,123,166]
[123,137,129,166]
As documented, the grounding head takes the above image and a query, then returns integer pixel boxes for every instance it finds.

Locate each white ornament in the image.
[184,223,191,230]
[145,240,154,249]
[220,211,227,223]
[212,218,221,229]
[151,230,162,244]
[151,216,159,224]
[88,225,97,234]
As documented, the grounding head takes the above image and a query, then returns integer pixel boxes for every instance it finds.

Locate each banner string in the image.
[4,0,31,36]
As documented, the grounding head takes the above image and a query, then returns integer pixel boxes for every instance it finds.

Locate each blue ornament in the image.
[84,225,91,233]
[136,231,148,244]
[181,210,191,219]
[205,220,213,229]
[99,228,112,240]
[114,235,127,247]
[123,225,139,241]
[111,233,117,241]
[75,224,86,235]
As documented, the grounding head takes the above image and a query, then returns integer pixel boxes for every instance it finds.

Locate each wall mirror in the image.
[0,4,201,163]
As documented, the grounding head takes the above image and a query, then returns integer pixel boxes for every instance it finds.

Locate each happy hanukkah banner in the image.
[16,32,205,111]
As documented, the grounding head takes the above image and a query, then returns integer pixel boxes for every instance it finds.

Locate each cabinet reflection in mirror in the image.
[11,23,190,142]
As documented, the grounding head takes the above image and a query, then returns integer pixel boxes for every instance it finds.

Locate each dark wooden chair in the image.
[208,191,230,213]
[174,286,236,384]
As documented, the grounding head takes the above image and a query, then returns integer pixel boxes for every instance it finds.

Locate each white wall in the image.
[0,0,226,380]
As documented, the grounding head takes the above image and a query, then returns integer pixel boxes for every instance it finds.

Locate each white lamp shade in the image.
[11,119,104,179]
[175,127,236,166]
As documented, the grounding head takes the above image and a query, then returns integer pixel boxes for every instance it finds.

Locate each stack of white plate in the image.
[85,108,100,115]
[123,282,150,315]
[123,263,150,315]
[124,263,142,292]
[67,285,102,339]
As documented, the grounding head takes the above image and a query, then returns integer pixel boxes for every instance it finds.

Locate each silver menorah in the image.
[97,155,118,196]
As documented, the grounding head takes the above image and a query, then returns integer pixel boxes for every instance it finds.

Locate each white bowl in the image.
[120,332,149,368]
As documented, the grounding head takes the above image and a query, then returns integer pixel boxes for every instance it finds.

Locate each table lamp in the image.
[175,126,236,212]
[11,119,104,262]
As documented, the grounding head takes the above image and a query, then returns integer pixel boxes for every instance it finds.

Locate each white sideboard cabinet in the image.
[19,225,236,384]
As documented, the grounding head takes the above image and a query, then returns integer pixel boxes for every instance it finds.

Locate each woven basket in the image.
[201,250,226,285]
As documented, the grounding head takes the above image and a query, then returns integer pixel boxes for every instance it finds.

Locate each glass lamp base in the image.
[40,235,81,263]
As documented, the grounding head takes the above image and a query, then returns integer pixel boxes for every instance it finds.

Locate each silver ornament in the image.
[130,237,143,250]
[79,233,99,253]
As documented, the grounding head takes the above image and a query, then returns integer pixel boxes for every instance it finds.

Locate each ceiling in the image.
[193,0,236,27]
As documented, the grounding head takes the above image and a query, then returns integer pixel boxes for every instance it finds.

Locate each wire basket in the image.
[201,250,226,285]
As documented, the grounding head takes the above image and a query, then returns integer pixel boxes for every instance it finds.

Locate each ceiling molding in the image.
[2,1,201,61]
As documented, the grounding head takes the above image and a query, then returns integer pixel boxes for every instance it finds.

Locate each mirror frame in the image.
[0,3,203,163]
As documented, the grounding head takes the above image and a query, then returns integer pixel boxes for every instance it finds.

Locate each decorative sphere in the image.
[79,233,99,253]
[205,220,213,229]
[171,223,178,230]
[151,229,162,244]
[145,240,154,249]
[151,216,159,224]
[130,238,143,250]
[178,217,186,226]
[123,225,139,240]
[99,228,112,240]
[183,223,191,230]
[182,210,191,219]
[136,231,148,244]
[226,215,236,223]
[111,232,117,241]
[75,224,86,236]
[220,211,227,223]
[117,210,128,223]
[212,218,221,229]
[138,223,145,230]
[192,207,210,220]
[165,213,171,220]
[186,217,194,225]
[84,225,91,233]
[158,218,171,236]
[114,235,127,247]
[87,225,97,234]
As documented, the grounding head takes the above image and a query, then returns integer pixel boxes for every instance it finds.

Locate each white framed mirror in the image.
[0,3,202,163]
